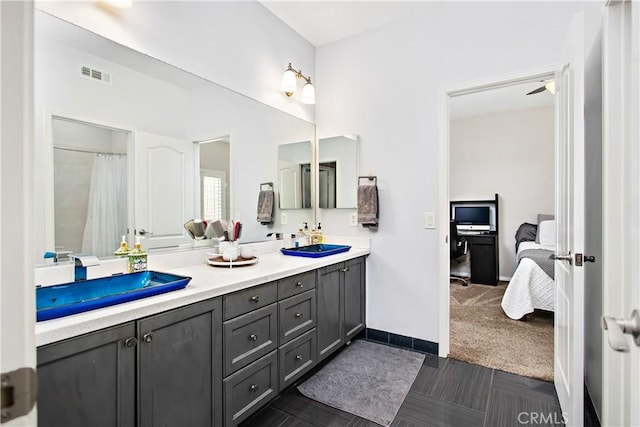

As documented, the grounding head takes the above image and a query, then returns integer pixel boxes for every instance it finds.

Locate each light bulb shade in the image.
[300,82,316,104]
[545,80,556,95]
[280,69,297,93]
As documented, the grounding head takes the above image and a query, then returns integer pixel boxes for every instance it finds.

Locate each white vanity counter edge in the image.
[35,244,370,347]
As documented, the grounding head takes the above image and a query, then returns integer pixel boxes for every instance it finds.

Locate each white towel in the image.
[357,185,378,227]
[257,190,274,224]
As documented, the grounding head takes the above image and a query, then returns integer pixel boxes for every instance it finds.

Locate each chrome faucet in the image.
[71,255,100,281]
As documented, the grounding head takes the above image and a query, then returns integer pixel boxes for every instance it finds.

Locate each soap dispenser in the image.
[128,237,147,273]
[114,235,130,257]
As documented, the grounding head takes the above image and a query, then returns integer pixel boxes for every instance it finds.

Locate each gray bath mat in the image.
[297,340,425,426]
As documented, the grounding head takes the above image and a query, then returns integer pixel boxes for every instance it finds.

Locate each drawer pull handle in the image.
[249,384,259,392]
[295,313,303,319]
[142,333,153,343]
[250,295,260,302]
[249,334,258,341]
[125,337,138,348]
[296,281,304,288]
[295,355,303,361]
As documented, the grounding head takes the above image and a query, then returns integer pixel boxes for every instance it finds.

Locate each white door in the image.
[601,1,640,426]
[135,131,194,249]
[553,13,585,426]
[1,1,38,425]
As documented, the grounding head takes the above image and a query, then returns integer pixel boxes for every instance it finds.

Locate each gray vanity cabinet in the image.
[317,256,366,362]
[37,297,223,427]
[37,322,137,427]
[138,298,223,427]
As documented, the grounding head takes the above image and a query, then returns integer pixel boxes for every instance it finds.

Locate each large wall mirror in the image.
[34,11,315,264]
[317,135,359,209]
[278,140,312,210]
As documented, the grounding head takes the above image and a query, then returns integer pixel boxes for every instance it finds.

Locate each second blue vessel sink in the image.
[36,271,192,322]
[281,244,351,258]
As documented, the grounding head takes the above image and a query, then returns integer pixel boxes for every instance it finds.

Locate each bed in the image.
[501,219,556,320]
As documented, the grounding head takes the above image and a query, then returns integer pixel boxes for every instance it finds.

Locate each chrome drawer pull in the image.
[295,355,303,361]
[250,295,260,302]
[249,334,258,341]
[296,281,304,288]
[249,384,259,392]
[295,313,303,319]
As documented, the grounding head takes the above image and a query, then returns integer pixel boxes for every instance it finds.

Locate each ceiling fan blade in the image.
[526,85,547,95]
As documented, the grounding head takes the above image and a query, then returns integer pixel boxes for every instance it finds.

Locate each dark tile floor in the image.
[241,351,588,427]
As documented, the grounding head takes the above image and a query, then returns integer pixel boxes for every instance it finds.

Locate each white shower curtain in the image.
[82,154,127,257]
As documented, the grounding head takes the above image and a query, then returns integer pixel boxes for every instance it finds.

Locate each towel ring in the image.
[358,176,377,185]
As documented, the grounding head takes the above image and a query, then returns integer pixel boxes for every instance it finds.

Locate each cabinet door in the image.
[37,322,136,427]
[317,262,344,362]
[138,298,222,427]
[344,257,366,341]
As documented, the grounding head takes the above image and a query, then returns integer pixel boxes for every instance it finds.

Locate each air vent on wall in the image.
[80,65,111,85]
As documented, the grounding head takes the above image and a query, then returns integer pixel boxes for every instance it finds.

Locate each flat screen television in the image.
[454,206,491,231]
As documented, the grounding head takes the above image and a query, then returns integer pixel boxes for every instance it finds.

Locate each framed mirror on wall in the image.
[318,135,359,209]
[34,10,315,263]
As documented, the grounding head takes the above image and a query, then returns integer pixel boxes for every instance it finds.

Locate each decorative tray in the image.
[206,255,258,268]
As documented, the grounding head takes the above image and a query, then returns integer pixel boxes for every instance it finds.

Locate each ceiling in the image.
[261,1,555,118]
[260,1,427,47]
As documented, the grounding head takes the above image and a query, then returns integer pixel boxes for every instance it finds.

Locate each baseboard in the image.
[365,328,439,355]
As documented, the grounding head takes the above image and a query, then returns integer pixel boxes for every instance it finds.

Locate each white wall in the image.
[450,106,555,279]
[35,1,315,122]
[315,1,581,342]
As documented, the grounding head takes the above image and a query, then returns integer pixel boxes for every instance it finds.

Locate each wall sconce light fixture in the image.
[280,62,315,104]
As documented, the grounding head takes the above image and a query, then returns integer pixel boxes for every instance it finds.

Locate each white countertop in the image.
[35,245,369,347]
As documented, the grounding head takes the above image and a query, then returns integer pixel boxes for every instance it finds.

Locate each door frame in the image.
[437,67,556,358]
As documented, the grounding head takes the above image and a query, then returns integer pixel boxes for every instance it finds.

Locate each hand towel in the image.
[357,184,379,227]
[257,190,274,224]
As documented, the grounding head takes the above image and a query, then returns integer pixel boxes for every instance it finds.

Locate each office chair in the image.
[450,220,469,286]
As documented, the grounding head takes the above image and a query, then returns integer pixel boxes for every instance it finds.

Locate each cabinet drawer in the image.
[279,289,316,345]
[224,351,278,426]
[224,281,277,321]
[224,304,278,376]
[278,270,316,300]
[278,329,316,390]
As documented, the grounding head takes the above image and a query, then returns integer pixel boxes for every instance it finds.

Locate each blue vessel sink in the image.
[281,244,352,258]
[36,271,192,322]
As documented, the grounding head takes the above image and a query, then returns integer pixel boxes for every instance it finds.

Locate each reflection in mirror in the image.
[53,116,131,258]
[35,10,315,263]
[198,137,231,221]
[318,135,359,209]
[278,141,312,209]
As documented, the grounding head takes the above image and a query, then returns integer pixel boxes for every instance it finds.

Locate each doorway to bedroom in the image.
[445,74,556,382]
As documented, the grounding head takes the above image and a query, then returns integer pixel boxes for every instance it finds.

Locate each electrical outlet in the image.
[281,212,288,225]
[424,212,435,229]
[350,212,358,227]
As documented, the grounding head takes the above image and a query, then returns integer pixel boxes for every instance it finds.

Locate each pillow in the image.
[514,222,537,252]
[536,213,554,243]
[538,220,556,246]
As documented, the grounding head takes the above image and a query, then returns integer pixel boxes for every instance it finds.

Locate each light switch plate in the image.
[281,212,288,225]
[350,212,358,227]
[424,212,435,229]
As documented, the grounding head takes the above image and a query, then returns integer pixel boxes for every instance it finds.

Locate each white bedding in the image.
[501,242,555,320]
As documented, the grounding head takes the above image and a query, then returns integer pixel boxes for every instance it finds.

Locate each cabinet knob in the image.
[296,281,304,288]
[249,384,259,392]
[250,295,260,302]
[142,333,153,343]
[295,313,303,319]
[124,337,138,348]
[295,355,303,361]
[249,334,258,341]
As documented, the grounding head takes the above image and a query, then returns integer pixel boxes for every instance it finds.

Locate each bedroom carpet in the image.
[449,281,554,382]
